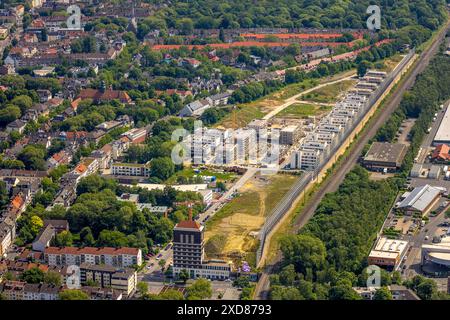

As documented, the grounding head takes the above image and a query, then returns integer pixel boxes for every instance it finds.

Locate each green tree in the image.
[80,226,95,246]
[54,230,73,247]
[59,289,89,300]
[159,289,184,300]
[44,271,62,287]
[137,281,149,298]
[270,285,303,300]
[21,267,45,284]
[357,60,371,78]
[158,258,167,270]
[416,280,437,300]
[11,95,33,113]
[179,269,190,283]
[29,215,44,235]
[233,276,250,288]
[186,278,212,300]
[0,105,21,125]
[97,230,129,247]
[279,264,296,286]
[329,284,362,300]
[150,157,175,181]
[17,145,46,170]
[279,234,326,277]
[374,287,393,300]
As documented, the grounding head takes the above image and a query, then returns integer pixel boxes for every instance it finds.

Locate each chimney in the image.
[188,203,193,221]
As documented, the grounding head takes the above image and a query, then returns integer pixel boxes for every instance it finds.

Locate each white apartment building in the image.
[199,189,213,206]
[111,162,151,177]
[23,284,59,300]
[306,132,336,145]
[44,247,143,268]
[234,129,257,163]
[214,142,236,165]
[290,148,323,170]
[0,219,15,257]
[173,261,232,280]
[280,125,301,145]
[302,141,328,151]
[317,122,343,134]
[323,115,351,127]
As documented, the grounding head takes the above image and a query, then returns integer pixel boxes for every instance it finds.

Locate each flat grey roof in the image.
[434,104,450,143]
[363,142,407,165]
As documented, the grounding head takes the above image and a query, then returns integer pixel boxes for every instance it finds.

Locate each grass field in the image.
[276,103,332,118]
[216,79,318,129]
[165,167,237,184]
[301,79,357,104]
[379,54,405,72]
[204,173,298,268]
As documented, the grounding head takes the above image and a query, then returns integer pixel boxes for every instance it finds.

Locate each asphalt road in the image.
[416,101,448,163]
[254,20,450,300]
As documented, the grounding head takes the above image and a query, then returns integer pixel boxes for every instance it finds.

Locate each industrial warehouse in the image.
[362,142,408,172]
[433,103,450,146]
[368,237,409,271]
[395,184,445,216]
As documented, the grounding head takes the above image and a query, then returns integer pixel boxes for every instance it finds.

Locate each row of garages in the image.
[410,163,450,180]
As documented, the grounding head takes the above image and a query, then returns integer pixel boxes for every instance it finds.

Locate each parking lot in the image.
[410,176,450,191]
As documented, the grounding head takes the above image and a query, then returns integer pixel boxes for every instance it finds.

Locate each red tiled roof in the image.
[240,32,363,40]
[78,88,131,103]
[74,163,87,174]
[11,195,24,210]
[432,144,450,161]
[151,41,353,51]
[66,131,88,140]
[156,89,193,97]
[120,136,131,143]
[151,38,391,52]
[176,220,201,230]
[31,19,45,28]
[71,97,81,110]
[47,97,64,107]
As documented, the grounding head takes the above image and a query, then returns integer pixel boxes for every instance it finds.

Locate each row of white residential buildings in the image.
[290,70,387,170]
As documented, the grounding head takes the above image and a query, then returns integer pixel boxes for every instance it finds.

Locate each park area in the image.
[203,173,298,268]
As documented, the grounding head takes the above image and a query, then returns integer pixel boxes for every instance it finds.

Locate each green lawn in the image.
[166,167,237,184]
[277,103,327,118]
[216,104,265,129]
[302,79,356,104]
[216,79,318,128]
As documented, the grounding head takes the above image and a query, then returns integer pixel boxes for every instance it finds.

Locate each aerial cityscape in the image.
[0,0,450,307]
